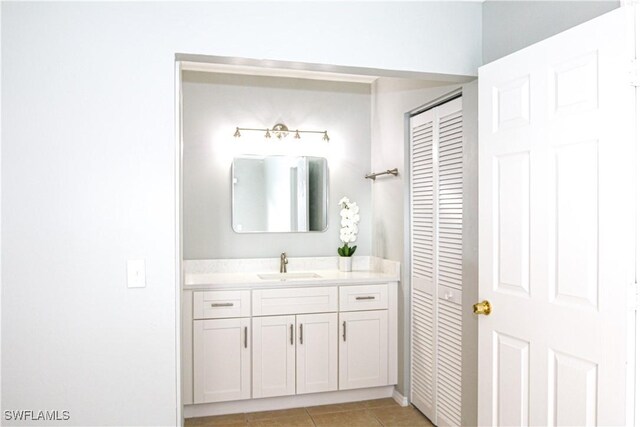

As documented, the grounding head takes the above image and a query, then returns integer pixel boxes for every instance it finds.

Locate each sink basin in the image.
[257,272,321,280]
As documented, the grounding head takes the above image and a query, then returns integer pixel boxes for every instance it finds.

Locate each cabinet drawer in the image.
[253,287,337,316]
[339,284,388,311]
[194,290,251,319]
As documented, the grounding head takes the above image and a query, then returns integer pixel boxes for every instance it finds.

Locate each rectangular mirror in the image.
[232,155,328,233]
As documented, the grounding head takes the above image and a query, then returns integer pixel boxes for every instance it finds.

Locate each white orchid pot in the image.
[339,256,353,272]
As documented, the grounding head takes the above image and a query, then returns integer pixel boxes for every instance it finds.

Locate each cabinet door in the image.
[339,310,388,390]
[296,313,338,394]
[252,315,296,398]
[193,318,250,403]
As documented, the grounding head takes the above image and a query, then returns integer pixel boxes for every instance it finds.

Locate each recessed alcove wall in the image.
[182,71,372,259]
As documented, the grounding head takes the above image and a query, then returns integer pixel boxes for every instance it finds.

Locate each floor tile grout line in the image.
[366,408,386,427]
[304,407,318,427]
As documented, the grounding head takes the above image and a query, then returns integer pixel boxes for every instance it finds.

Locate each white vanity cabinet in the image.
[184,276,398,415]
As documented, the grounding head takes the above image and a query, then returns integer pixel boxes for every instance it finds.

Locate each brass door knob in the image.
[473,300,492,315]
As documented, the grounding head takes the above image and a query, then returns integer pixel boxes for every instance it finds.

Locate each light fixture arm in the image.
[233,123,329,141]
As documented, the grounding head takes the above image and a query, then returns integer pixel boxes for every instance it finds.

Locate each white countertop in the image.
[184,269,399,290]
[182,256,401,290]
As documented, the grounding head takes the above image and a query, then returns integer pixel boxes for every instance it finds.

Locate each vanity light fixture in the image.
[233,123,329,141]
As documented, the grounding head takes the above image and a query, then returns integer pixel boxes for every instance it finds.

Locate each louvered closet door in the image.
[410,96,463,427]
[435,98,463,427]
[410,107,437,421]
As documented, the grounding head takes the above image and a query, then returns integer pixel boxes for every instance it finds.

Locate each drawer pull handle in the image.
[290,324,294,345]
[343,321,346,341]
[299,324,303,345]
[244,326,248,348]
[356,296,376,300]
[211,302,234,307]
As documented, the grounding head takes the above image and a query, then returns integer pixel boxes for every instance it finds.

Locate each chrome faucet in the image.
[280,252,288,273]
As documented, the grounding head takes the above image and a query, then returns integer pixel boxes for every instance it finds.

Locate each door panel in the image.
[339,310,388,390]
[492,76,530,132]
[496,152,530,297]
[252,315,296,398]
[493,333,529,426]
[478,7,634,426]
[551,141,599,309]
[296,313,338,394]
[549,351,598,426]
[193,318,251,403]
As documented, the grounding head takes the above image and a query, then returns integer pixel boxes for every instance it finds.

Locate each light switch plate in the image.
[127,259,146,288]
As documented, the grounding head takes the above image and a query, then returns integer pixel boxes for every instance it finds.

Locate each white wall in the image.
[182,72,371,259]
[482,0,619,64]
[0,2,3,409]
[1,2,481,425]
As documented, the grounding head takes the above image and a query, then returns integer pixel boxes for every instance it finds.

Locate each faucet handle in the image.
[280,252,288,273]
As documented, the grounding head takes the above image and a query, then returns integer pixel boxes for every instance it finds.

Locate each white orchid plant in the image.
[337,197,360,257]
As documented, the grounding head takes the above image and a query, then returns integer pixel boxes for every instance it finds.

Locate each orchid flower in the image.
[337,197,360,257]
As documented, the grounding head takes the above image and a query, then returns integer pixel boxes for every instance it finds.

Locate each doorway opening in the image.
[173,54,475,425]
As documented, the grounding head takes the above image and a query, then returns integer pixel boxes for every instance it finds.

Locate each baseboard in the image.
[392,389,409,407]
[185,385,395,418]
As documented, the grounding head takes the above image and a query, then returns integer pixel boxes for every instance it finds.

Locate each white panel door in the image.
[339,310,388,390]
[478,8,635,426]
[193,318,251,403]
[252,315,296,398]
[296,313,338,394]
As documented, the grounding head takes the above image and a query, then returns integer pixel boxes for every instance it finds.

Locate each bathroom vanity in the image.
[182,257,400,418]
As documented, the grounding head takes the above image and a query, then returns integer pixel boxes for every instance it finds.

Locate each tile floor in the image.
[185,398,435,427]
